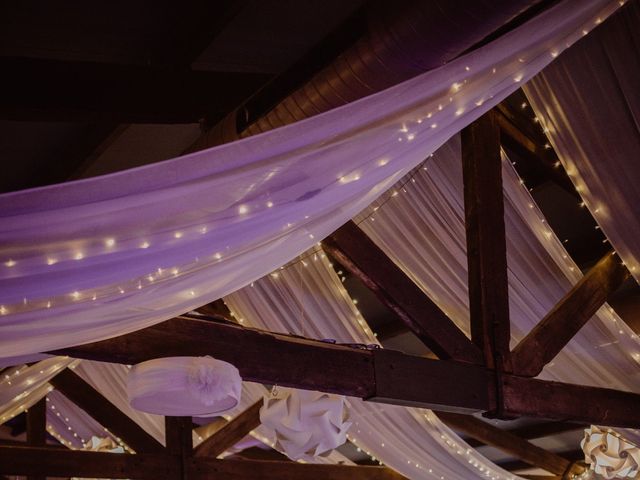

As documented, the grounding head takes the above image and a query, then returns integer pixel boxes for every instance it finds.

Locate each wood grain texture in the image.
[50,369,164,453]
[512,252,629,376]
[461,111,512,370]
[436,411,570,475]
[325,221,483,364]
[195,400,262,458]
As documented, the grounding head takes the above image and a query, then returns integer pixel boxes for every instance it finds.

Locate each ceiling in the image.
[1,1,638,477]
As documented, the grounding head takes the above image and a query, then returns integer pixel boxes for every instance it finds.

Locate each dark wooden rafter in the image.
[0,445,405,480]
[195,399,263,458]
[188,458,408,480]
[26,397,46,480]
[165,416,193,480]
[512,251,629,376]
[52,317,640,428]
[49,368,164,453]
[324,221,483,364]
[0,446,178,479]
[498,450,585,474]
[435,411,570,475]
[461,111,512,372]
[464,420,586,448]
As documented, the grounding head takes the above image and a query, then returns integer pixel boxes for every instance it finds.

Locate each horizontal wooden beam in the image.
[0,446,177,479]
[0,57,271,123]
[435,411,570,475]
[195,399,263,458]
[324,221,483,364]
[511,252,629,376]
[52,318,640,427]
[502,375,640,428]
[188,458,407,480]
[50,369,164,453]
[54,317,377,400]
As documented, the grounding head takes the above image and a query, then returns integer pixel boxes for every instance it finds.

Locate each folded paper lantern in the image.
[83,436,125,453]
[581,425,640,479]
[259,388,351,461]
[127,356,241,416]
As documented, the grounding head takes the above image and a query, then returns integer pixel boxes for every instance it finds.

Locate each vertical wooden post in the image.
[27,397,47,480]
[462,110,512,376]
[166,416,193,480]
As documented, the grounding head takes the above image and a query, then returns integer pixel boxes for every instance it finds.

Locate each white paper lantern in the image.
[581,425,640,479]
[259,387,351,461]
[83,436,125,453]
[127,356,241,416]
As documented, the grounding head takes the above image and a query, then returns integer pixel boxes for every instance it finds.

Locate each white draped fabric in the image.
[0,0,621,359]
[224,255,519,480]
[355,137,640,392]
[523,0,640,284]
[224,133,640,478]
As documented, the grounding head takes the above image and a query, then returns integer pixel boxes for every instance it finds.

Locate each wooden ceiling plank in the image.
[195,399,263,458]
[324,221,483,364]
[511,252,630,376]
[435,411,570,475]
[49,369,164,454]
[461,110,512,371]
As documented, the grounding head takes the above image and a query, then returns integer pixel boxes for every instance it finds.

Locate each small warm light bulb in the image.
[238,205,249,215]
[174,231,183,239]
[140,241,150,249]
[4,259,16,267]
[266,201,274,208]
[71,291,80,300]
[105,238,116,248]
[47,257,58,265]
[74,252,84,260]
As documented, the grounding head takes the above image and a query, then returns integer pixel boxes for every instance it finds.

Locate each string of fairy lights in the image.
[0,3,634,478]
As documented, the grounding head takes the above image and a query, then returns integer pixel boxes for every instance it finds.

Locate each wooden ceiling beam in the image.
[435,411,570,475]
[462,111,512,372]
[54,317,489,413]
[52,317,640,427]
[464,420,586,448]
[0,445,406,480]
[189,458,407,480]
[165,416,193,480]
[195,399,262,458]
[0,445,176,479]
[511,251,630,376]
[49,369,164,453]
[498,449,583,473]
[26,397,46,480]
[324,221,483,364]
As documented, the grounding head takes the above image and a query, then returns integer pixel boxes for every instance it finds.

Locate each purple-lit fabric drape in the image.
[0,0,621,358]
[524,0,640,284]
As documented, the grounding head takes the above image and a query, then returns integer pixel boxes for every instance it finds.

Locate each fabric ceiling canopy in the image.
[524,0,640,284]
[0,0,622,359]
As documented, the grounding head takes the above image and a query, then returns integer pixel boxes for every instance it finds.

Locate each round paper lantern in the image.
[127,356,241,416]
[259,387,351,461]
[581,425,640,479]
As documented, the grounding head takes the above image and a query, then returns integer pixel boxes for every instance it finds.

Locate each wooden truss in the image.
[2,109,633,479]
